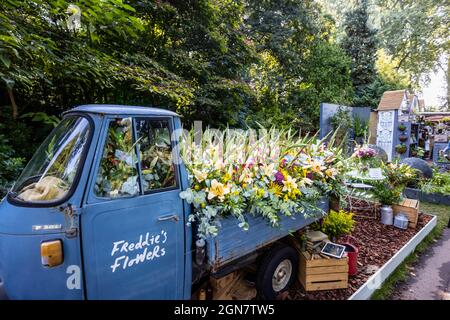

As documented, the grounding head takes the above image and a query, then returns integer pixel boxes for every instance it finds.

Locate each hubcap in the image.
[272,259,292,292]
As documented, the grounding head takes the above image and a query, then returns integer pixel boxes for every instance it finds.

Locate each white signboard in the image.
[376,111,395,161]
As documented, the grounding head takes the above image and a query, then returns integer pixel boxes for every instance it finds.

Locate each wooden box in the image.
[392,198,419,228]
[298,251,348,291]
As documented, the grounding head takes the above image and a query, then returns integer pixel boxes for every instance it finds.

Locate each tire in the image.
[256,244,299,300]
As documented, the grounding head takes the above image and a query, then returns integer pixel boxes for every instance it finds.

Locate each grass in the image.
[371,202,450,300]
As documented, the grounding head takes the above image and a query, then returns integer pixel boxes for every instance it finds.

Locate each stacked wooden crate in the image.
[298,250,348,291]
[392,198,419,228]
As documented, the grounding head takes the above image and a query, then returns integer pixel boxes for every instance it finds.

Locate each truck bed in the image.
[206,197,329,272]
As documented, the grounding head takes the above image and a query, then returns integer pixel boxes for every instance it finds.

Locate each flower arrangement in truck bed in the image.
[179,128,346,239]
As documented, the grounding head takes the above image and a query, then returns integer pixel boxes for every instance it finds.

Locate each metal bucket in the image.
[394,213,409,230]
[380,205,393,225]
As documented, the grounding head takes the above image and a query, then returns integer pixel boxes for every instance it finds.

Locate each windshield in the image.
[12,116,91,203]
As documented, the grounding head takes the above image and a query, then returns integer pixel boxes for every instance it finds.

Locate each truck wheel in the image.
[256,244,298,300]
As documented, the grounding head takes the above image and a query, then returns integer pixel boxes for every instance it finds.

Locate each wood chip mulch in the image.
[287,213,433,300]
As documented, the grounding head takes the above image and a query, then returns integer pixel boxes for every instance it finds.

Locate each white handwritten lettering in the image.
[110,230,168,273]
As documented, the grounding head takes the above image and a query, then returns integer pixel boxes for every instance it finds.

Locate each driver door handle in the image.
[157,214,179,222]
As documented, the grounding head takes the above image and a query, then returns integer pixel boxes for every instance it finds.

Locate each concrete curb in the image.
[348,214,437,300]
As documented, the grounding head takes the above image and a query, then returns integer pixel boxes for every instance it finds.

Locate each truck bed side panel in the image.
[206,198,329,272]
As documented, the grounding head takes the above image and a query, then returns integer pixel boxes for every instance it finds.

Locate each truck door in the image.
[81,116,185,299]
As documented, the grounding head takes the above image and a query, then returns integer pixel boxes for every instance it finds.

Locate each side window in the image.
[136,118,176,192]
[95,118,140,198]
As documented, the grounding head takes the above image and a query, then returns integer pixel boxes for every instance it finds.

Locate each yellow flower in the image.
[256,188,265,198]
[282,175,298,193]
[192,169,208,183]
[268,182,282,197]
[325,168,338,180]
[223,172,232,183]
[207,179,230,201]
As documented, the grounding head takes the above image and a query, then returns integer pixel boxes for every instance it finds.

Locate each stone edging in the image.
[348,214,437,300]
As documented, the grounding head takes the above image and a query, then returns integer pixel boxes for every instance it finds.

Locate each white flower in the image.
[192,190,207,208]
[192,169,208,182]
[179,188,194,203]
[261,163,275,177]
[299,177,313,187]
[202,206,218,219]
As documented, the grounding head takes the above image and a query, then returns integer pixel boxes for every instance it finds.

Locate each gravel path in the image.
[391,227,450,300]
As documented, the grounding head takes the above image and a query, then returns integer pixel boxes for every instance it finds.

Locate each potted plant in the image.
[395,143,407,154]
[351,145,378,175]
[371,182,402,225]
[317,210,355,242]
[399,134,408,142]
[398,124,407,132]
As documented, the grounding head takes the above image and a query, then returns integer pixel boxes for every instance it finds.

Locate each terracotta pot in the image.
[399,134,408,142]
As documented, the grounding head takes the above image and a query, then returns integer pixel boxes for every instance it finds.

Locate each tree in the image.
[376,0,449,84]
[341,0,378,106]
[243,0,354,130]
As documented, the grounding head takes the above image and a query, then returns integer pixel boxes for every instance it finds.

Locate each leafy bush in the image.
[383,162,417,189]
[319,210,355,240]
[0,126,24,197]
[330,106,353,146]
[419,170,450,196]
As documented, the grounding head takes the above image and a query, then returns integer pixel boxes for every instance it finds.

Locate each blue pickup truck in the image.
[0,105,328,300]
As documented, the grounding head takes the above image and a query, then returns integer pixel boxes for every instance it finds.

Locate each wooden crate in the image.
[298,250,348,291]
[210,271,256,300]
[392,198,419,228]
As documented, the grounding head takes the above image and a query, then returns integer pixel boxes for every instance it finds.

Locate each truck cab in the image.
[0,105,192,299]
[1,104,328,300]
